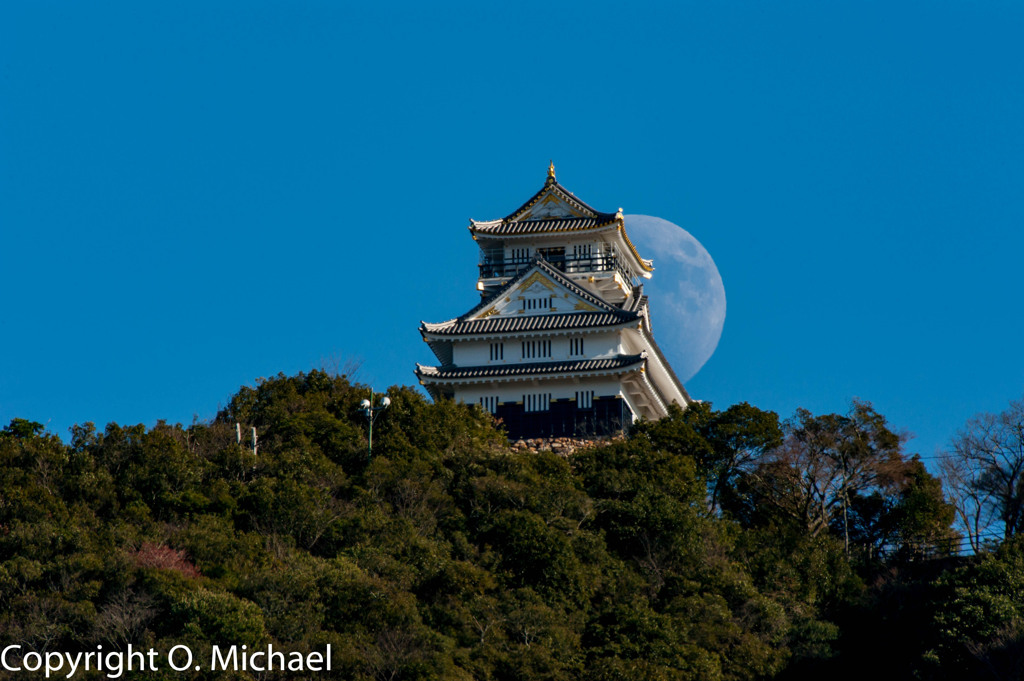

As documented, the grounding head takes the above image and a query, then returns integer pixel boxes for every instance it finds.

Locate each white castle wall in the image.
[456,377,626,411]
[452,331,624,366]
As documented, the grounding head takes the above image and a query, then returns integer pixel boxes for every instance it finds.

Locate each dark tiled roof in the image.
[416,354,646,381]
[422,310,638,337]
[470,216,619,236]
[466,175,653,272]
[498,177,610,222]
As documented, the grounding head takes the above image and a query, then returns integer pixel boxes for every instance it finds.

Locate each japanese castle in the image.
[416,164,692,440]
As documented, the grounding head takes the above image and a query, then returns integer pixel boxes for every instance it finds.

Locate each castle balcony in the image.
[479,253,633,282]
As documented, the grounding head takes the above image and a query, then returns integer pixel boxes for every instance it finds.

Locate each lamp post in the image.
[359,390,391,459]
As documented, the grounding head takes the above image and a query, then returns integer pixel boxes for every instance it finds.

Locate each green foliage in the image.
[633,401,783,514]
[922,538,1024,678]
[0,381,973,680]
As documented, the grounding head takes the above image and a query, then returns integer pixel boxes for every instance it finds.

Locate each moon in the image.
[624,214,726,384]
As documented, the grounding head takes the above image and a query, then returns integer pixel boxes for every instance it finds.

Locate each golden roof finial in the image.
[547,160,556,181]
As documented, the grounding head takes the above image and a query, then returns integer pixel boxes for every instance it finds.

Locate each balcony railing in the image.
[479,254,632,281]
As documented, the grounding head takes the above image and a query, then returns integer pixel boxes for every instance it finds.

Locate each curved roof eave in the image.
[415,354,647,383]
[420,311,639,339]
[468,217,620,238]
[633,306,692,405]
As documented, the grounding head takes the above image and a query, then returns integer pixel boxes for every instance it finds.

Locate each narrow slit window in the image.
[575,390,594,409]
[522,296,555,312]
[524,393,551,412]
[521,340,551,359]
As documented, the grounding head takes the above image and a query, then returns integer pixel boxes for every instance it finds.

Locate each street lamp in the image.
[359,391,391,459]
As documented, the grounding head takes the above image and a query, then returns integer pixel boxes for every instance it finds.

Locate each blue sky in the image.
[2,1,1022,467]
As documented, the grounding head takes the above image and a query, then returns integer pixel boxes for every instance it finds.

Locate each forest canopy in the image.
[1,371,1021,680]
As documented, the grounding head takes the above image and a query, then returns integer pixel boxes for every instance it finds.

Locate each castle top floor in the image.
[470,164,653,304]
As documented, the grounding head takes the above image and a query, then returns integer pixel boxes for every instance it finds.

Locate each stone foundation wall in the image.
[509,434,624,457]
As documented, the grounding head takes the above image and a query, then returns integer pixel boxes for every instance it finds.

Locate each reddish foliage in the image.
[131,542,200,578]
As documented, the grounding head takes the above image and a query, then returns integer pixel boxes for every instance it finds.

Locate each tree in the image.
[924,537,1024,679]
[700,402,783,513]
[743,401,907,555]
[632,402,782,514]
[843,457,957,561]
[941,396,1024,550]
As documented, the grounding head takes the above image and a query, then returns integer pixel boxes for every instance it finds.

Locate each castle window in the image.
[573,244,593,258]
[479,396,499,413]
[569,337,584,356]
[537,246,565,267]
[521,339,552,359]
[576,390,594,409]
[522,296,553,311]
[524,393,551,412]
[489,342,504,361]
